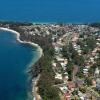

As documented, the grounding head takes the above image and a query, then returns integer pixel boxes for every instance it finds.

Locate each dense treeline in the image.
[28,46,60,100]
[37,54,60,100]
[29,37,60,100]
[62,43,84,66]
[0,21,32,26]
[12,26,60,100]
[77,36,96,54]
[62,43,85,79]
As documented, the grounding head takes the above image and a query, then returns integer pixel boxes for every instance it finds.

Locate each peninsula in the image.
[0,21,100,100]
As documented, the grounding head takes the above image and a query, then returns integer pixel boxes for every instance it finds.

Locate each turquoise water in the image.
[0,31,39,100]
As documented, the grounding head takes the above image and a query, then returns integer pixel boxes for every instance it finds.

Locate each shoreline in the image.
[0,27,43,100]
[0,27,43,56]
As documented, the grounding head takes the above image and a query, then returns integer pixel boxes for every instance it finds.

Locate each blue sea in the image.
[0,0,100,100]
[0,0,100,23]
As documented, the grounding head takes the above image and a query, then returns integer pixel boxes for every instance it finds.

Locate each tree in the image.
[79,87,86,93]
[72,89,78,95]
[38,72,60,100]
[48,47,55,57]
[85,37,96,51]
[77,66,84,78]
[67,61,74,81]
[88,67,95,76]
[84,77,92,86]
[44,87,60,100]
[82,46,90,54]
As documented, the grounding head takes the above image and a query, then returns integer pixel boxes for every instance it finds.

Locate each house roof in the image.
[96,84,100,89]
[67,82,76,89]
[64,93,71,98]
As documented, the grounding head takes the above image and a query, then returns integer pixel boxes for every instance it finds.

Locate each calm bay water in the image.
[0,31,39,100]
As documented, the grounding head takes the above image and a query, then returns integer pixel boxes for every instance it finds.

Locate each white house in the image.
[94,67,100,77]
[55,73,62,80]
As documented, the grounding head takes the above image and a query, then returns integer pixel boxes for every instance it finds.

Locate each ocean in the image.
[0,0,100,23]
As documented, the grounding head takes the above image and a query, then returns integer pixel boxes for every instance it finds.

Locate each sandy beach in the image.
[0,27,43,100]
[0,27,43,57]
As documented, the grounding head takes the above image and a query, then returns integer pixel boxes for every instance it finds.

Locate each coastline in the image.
[0,27,43,100]
[0,23,99,100]
[0,27,43,56]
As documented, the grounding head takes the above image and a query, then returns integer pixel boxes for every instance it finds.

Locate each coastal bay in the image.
[0,29,42,100]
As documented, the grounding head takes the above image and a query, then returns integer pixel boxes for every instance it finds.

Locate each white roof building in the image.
[96,78,100,84]
[52,62,56,67]
[95,67,100,75]
[56,56,64,62]
[85,65,90,69]
[55,73,62,80]
[83,68,88,74]
[59,86,68,93]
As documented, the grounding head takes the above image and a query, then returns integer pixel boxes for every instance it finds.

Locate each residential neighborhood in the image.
[0,22,100,100]
[50,24,100,100]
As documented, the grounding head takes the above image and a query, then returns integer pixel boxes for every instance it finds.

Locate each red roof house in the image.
[64,93,71,100]
[67,82,76,90]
